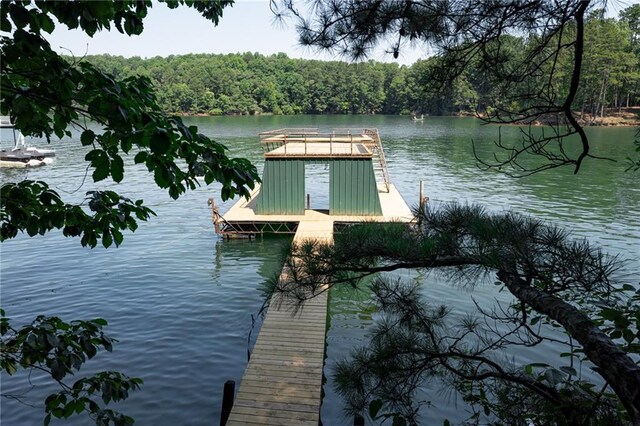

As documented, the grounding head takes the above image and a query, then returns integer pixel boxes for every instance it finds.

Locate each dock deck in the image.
[226,220,334,425]
[214,183,413,237]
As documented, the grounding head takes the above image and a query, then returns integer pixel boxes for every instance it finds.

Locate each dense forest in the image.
[82,8,639,120]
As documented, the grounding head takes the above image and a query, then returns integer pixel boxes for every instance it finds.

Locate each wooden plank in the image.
[231,406,318,422]
[228,412,319,426]
[234,407,319,425]
[239,381,322,395]
[242,367,322,380]
[233,399,321,413]
[241,373,320,386]
[252,342,325,352]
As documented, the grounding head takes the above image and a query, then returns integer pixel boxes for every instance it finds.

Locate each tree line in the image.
[80,8,639,120]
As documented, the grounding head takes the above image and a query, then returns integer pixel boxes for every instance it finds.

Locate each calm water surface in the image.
[1,116,638,425]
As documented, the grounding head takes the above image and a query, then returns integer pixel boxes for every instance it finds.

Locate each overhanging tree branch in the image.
[273,203,639,423]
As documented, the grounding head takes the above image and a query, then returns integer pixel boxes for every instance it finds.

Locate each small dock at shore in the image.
[216,129,414,425]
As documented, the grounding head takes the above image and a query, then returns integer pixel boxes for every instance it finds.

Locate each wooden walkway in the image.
[226,220,334,425]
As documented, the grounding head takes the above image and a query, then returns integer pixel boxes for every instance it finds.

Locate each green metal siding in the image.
[256,159,305,214]
[330,159,382,216]
[256,158,382,216]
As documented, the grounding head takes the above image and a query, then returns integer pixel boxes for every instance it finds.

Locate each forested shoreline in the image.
[81,9,639,124]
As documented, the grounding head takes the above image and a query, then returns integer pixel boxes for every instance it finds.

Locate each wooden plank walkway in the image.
[227,220,334,425]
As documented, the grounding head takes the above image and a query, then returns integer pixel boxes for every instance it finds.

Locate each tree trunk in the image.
[600,82,608,119]
[498,271,640,425]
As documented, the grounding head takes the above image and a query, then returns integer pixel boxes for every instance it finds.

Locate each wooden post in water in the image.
[209,197,221,235]
[307,193,311,210]
[220,380,235,426]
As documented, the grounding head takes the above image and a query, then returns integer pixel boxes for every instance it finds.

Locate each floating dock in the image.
[217,129,414,424]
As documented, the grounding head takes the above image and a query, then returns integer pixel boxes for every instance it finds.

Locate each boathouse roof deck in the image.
[259,128,377,158]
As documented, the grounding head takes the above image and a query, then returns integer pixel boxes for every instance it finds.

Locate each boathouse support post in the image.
[220,380,235,426]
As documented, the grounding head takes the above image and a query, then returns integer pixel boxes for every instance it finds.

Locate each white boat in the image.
[412,114,425,121]
[1,117,55,168]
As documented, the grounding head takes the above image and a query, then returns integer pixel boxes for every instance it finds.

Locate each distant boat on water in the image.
[0,116,55,168]
[412,114,425,121]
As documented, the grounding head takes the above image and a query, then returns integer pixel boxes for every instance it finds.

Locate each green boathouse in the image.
[255,128,390,216]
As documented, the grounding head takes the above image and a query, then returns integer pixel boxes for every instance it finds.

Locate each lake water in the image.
[1,116,638,425]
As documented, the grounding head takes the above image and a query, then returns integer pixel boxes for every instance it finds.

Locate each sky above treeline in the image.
[44,0,639,66]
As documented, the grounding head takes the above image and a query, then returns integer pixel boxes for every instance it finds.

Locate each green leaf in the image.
[5,361,17,375]
[112,229,123,246]
[102,231,113,248]
[149,130,171,155]
[154,165,171,188]
[9,4,30,29]
[559,366,577,376]
[392,416,406,426]
[85,149,103,162]
[93,162,110,182]
[623,328,636,343]
[26,216,39,237]
[369,399,383,419]
[1,10,12,32]
[39,14,55,33]
[600,308,621,321]
[63,401,75,418]
[134,151,148,164]
[81,130,95,146]
[111,155,124,183]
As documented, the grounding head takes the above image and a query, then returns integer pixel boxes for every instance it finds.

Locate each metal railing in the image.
[259,128,375,158]
[363,128,391,192]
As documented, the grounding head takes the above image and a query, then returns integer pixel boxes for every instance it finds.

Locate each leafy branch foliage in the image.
[1,310,143,425]
[1,180,155,248]
[1,2,254,425]
[272,204,640,424]
[0,0,259,248]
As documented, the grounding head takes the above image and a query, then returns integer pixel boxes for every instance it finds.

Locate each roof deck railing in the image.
[259,128,376,157]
